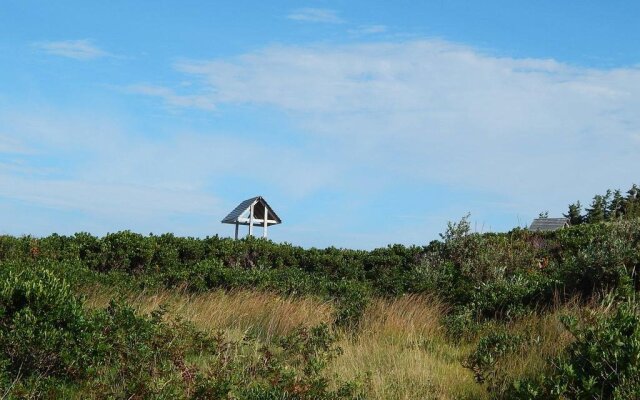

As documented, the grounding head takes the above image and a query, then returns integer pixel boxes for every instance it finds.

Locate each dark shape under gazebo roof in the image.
[221,196,281,239]
[529,217,570,232]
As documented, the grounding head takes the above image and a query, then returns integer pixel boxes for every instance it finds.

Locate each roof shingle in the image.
[529,218,569,232]
[221,196,281,226]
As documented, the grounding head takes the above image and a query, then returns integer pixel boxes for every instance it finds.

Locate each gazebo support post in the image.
[263,208,268,238]
[248,203,254,237]
[234,223,239,240]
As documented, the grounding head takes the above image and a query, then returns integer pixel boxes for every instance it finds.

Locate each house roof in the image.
[221,196,282,226]
[529,218,570,232]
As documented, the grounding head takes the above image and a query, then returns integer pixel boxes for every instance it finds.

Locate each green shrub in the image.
[549,302,640,399]
[484,302,640,400]
[0,267,91,381]
[193,324,363,399]
[327,280,372,328]
[100,231,156,273]
[469,273,556,320]
[465,330,524,387]
[0,264,363,398]
[551,222,640,300]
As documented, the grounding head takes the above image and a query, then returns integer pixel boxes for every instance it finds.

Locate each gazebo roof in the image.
[221,196,282,226]
[529,217,570,232]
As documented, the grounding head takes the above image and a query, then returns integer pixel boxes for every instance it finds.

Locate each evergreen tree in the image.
[565,184,640,226]
[586,194,608,223]
[607,190,625,220]
[625,184,640,219]
[564,201,584,225]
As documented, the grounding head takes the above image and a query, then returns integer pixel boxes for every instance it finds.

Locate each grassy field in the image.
[83,287,479,399]
[82,286,580,399]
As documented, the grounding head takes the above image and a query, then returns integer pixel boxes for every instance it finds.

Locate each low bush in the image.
[466,300,640,400]
[548,301,640,399]
[0,265,363,399]
[464,330,524,387]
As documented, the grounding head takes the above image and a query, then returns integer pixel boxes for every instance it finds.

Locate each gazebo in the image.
[221,196,282,239]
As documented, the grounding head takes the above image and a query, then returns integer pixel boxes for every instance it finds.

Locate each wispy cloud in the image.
[33,39,111,60]
[0,106,337,234]
[0,175,219,217]
[126,84,216,111]
[0,135,33,154]
[286,8,344,24]
[349,25,387,36]
[155,39,640,216]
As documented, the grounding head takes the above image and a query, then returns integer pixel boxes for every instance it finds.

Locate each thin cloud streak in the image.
[0,174,220,217]
[126,84,217,111]
[286,8,344,24]
[33,39,111,60]
[0,135,33,154]
[0,107,337,225]
[349,25,388,36]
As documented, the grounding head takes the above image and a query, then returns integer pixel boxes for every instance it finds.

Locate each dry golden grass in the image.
[82,285,335,340]
[460,297,585,395]
[499,313,573,379]
[330,295,487,400]
[484,299,580,391]
[82,288,487,399]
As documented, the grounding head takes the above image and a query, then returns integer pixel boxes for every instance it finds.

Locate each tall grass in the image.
[332,295,486,400]
[494,307,576,383]
[477,298,589,395]
[82,286,335,341]
[83,287,485,399]
[82,288,579,399]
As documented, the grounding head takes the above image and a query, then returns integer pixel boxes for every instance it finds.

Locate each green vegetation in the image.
[564,183,640,225]
[0,267,360,399]
[1,185,640,398]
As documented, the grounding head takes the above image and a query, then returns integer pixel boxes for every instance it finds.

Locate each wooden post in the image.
[263,207,268,238]
[248,203,254,237]
[234,223,239,240]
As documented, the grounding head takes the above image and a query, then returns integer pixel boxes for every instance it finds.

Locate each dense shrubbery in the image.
[466,300,640,400]
[0,263,362,398]
[1,214,639,330]
[549,302,640,399]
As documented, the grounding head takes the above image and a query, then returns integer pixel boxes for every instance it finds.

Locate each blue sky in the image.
[1,1,639,248]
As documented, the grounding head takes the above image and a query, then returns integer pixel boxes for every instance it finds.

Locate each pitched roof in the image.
[529,218,570,232]
[221,196,282,226]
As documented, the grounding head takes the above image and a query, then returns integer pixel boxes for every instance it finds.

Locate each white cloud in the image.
[287,8,344,24]
[349,25,387,35]
[0,107,337,234]
[141,40,640,216]
[126,84,216,111]
[0,135,33,154]
[0,175,219,217]
[33,39,110,60]
[0,109,219,218]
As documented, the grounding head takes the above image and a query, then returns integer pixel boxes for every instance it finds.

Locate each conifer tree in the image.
[607,190,625,220]
[625,184,640,219]
[564,201,584,225]
[586,194,608,223]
